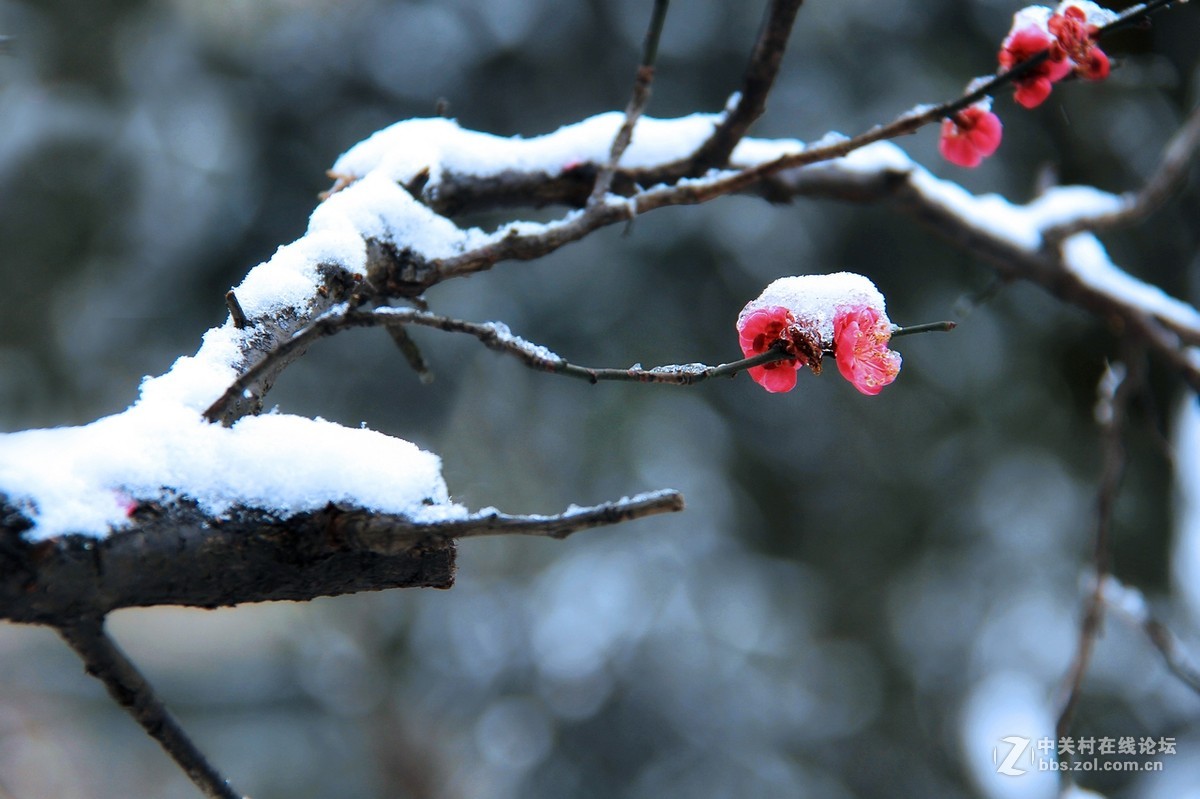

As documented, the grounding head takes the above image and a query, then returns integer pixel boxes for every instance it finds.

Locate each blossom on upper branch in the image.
[939,104,1003,168]
[999,11,1073,108]
[999,2,1114,108]
[737,273,901,396]
[1048,3,1110,80]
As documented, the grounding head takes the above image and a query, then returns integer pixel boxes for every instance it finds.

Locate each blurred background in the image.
[1,0,1199,797]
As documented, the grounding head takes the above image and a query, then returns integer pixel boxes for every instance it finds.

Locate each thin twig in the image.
[590,0,670,204]
[57,618,243,799]
[1055,353,1142,769]
[1100,577,1200,709]
[343,489,686,554]
[1043,104,1200,242]
[1143,619,1200,696]
[688,0,806,173]
[206,306,954,417]
[1099,574,1200,697]
[435,200,633,282]
[892,320,956,338]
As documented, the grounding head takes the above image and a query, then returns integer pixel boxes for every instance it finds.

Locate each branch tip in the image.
[224,290,248,330]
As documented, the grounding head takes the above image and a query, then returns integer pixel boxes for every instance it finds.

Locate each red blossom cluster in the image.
[940,1,1113,168]
[736,304,901,396]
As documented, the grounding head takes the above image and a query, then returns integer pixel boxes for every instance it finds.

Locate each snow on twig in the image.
[589,0,670,203]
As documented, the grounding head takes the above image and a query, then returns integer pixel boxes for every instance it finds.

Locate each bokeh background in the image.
[2,1,1200,797]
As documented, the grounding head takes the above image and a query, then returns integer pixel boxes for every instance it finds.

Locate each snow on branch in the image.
[0,491,682,624]
[6,89,1197,546]
[1,0,1194,614]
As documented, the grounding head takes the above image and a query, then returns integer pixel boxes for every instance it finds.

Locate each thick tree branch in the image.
[404,0,1187,225]
[58,618,243,799]
[0,490,681,624]
[0,500,455,624]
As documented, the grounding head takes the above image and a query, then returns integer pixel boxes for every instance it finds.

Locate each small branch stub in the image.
[224,290,249,330]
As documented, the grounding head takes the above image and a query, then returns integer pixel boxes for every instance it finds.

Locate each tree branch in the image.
[206,304,955,417]
[58,618,243,799]
[0,490,681,623]
[0,500,455,624]
[1143,618,1200,697]
[1043,103,1200,242]
[687,0,805,173]
[344,489,685,550]
[590,0,670,203]
[1055,355,1141,763]
[1099,575,1200,698]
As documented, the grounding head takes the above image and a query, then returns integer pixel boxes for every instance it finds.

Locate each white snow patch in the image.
[1063,235,1200,333]
[910,168,1043,249]
[1099,575,1149,625]
[0,398,460,541]
[1173,395,1200,622]
[738,272,891,345]
[728,136,805,166]
[332,113,726,186]
[1007,5,1053,37]
[1056,1,1118,26]
[309,171,490,259]
[481,321,563,364]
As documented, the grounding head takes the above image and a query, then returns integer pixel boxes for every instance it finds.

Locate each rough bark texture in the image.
[0,501,455,625]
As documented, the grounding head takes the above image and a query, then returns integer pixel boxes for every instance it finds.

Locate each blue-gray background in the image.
[1,1,1199,797]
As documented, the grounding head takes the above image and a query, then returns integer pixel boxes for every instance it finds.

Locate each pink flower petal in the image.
[999,25,1073,108]
[832,306,902,396]
[736,305,802,393]
[940,107,1003,168]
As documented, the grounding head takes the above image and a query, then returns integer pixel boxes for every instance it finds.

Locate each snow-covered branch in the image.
[0,491,682,624]
[686,0,806,173]
[2,1,1195,796]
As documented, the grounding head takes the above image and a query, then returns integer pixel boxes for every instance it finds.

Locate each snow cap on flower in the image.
[1053,1,1117,27]
[737,272,901,395]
